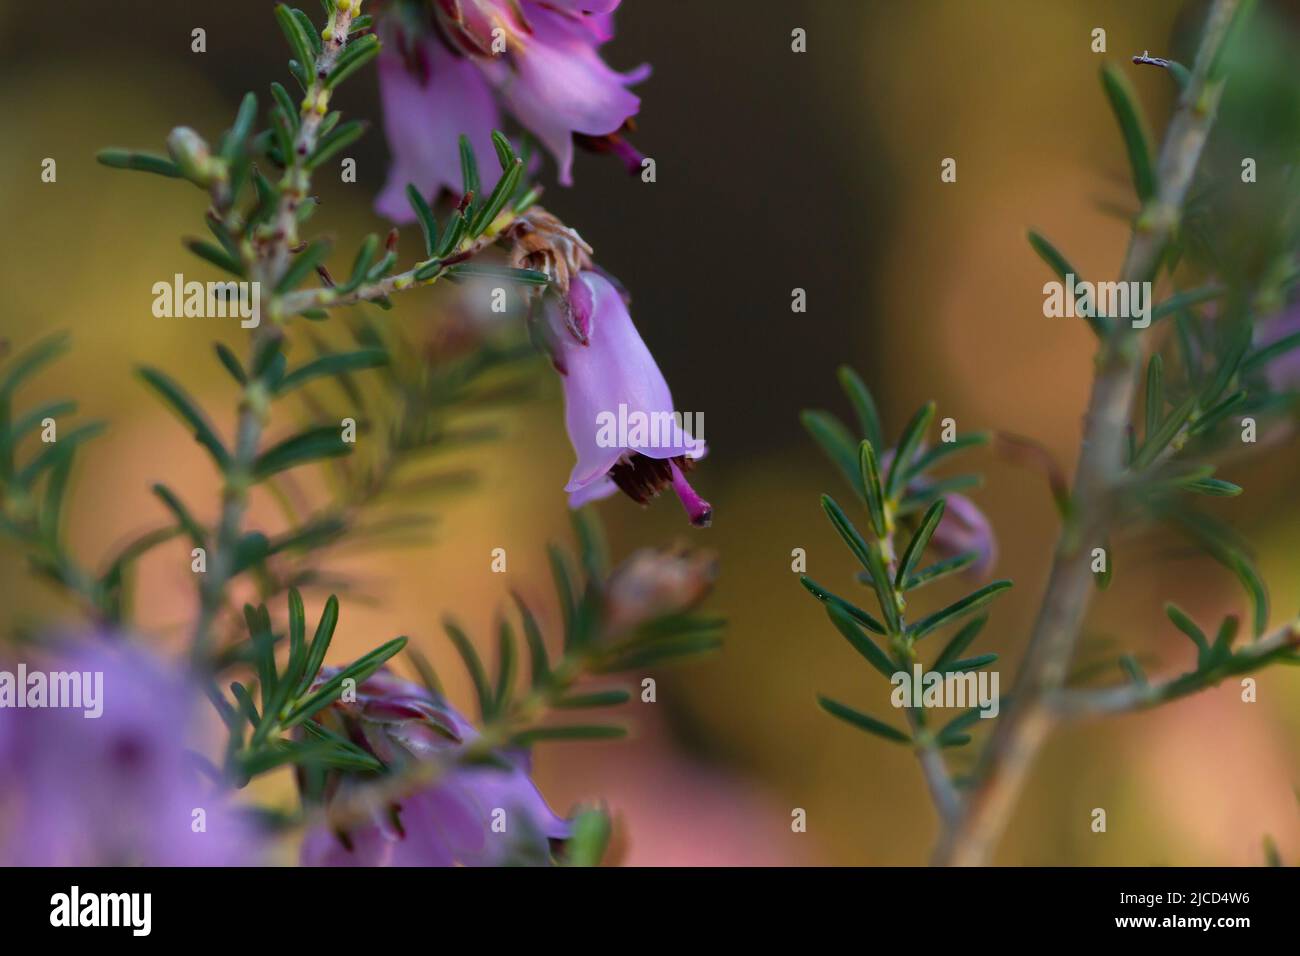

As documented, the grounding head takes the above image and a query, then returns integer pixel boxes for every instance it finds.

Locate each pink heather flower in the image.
[500,207,711,526]
[881,447,996,579]
[300,668,570,867]
[376,0,647,221]
[547,270,711,526]
[0,641,255,866]
[928,491,997,579]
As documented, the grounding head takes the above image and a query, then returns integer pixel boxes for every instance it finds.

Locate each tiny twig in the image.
[1050,622,1300,718]
[1132,50,1174,69]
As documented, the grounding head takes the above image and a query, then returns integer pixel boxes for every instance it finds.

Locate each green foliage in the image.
[430,511,722,748]
[216,588,406,784]
[801,368,1008,749]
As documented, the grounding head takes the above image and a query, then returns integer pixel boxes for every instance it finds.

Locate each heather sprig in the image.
[219,510,718,865]
[801,0,1300,866]
[94,1,555,667]
[0,0,718,867]
[802,370,1009,819]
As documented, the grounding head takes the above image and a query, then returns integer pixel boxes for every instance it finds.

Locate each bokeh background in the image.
[2,0,1298,864]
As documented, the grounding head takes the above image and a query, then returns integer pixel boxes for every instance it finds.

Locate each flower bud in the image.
[604,545,718,634]
[166,126,217,185]
[300,667,570,866]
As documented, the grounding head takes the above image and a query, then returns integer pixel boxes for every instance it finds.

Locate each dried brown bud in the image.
[603,545,718,634]
[506,206,593,301]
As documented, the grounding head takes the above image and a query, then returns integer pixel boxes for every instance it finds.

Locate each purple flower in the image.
[928,491,997,579]
[376,0,646,219]
[502,208,711,526]
[299,668,569,866]
[550,270,711,526]
[375,31,503,223]
[882,447,996,579]
[0,641,255,866]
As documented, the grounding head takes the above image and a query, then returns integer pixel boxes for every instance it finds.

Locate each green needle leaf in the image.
[816,695,910,743]
[895,499,945,589]
[1165,601,1209,653]
[512,592,550,687]
[1181,477,1242,497]
[275,348,387,394]
[284,637,407,728]
[837,365,884,451]
[908,580,1013,641]
[96,149,183,178]
[939,653,998,674]
[1100,63,1156,202]
[801,410,864,501]
[555,689,631,709]
[799,575,887,635]
[1027,230,1109,337]
[444,263,548,285]
[886,401,936,499]
[136,367,230,469]
[902,551,979,591]
[406,184,439,257]
[1228,553,1269,638]
[459,134,480,205]
[494,619,517,711]
[820,494,872,570]
[274,4,316,71]
[933,615,988,672]
[1144,354,1164,441]
[296,594,339,695]
[308,120,368,169]
[445,619,494,720]
[252,426,350,480]
[824,604,897,680]
[859,440,888,538]
[325,33,380,88]
[274,240,332,294]
[221,92,259,163]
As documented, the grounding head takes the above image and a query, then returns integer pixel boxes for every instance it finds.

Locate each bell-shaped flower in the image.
[543,270,711,526]
[299,668,570,867]
[376,0,646,222]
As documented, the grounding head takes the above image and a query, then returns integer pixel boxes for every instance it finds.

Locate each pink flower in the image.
[0,641,255,866]
[504,208,712,526]
[549,270,711,526]
[300,668,569,866]
[376,0,647,221]
[881,447,996,579]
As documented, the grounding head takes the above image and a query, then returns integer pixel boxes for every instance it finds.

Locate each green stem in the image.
[190,2,364,666]
[1049,622,1300,717]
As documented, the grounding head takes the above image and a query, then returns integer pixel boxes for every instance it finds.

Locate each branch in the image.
[276,207,524,316]
[1050,622,1300,718]
[191,2,366,666]
[932,0,1245,866]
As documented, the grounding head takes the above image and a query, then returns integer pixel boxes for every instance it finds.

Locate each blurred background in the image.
[1,0,1299,864]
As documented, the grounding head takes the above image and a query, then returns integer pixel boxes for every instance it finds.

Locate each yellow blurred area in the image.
[1,0,1297,866]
